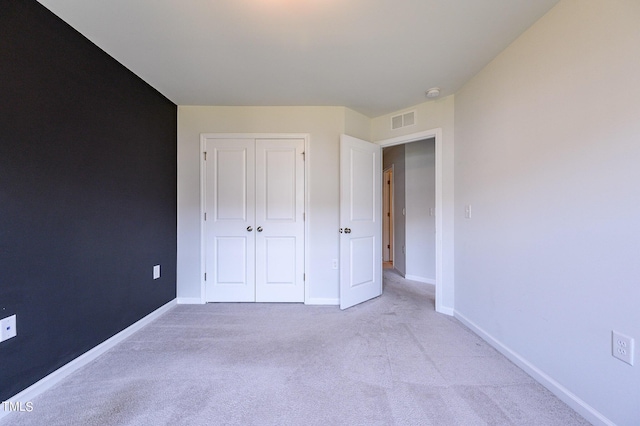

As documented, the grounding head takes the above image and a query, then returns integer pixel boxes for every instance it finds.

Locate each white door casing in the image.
[340,134,382,310]
[383,168,393,262]
[377,128,449,315]
[202,135,306,303]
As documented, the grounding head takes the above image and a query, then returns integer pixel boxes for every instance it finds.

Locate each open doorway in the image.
[382,138,435,283]
[378,128,448,314]
[340,128,450,314]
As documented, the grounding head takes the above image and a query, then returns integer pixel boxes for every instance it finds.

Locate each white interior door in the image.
[204,138,255,302]
[340,134,382,310]
[255,139,305,302]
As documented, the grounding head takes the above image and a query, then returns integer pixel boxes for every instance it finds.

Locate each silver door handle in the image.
[257,226,263,232]
[247,226,253,232]
[344,228,351,234]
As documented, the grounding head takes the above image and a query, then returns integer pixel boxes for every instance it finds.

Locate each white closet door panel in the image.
[265,149,297,220]
[255,139,305,303]
[204,138,255,302]
[215,237,248,283]
[215,149,249,220]
[265,237,296,282]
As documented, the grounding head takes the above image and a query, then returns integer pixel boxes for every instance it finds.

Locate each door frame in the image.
[377,128,447,314]
[199,133,310,304]
[382,166,394,263]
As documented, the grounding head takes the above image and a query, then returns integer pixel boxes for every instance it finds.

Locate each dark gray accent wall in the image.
[0,1,177,400]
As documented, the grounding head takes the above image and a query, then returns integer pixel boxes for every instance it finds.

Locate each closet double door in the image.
[202,136,305,303]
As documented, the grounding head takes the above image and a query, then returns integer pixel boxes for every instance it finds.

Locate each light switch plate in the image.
[153,265,161,280]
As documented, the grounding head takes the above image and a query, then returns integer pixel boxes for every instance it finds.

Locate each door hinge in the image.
[387,212,390,217]
[387,244,390,249]
[387,180,390,184]
[303,273,306,281]
[204,273,207,281]
[204,152,207,160]
[302,151,305,161]
[303,212,305,221]
[204,212,207,221]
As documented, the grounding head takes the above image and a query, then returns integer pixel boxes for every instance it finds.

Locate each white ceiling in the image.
[37,0,559,117]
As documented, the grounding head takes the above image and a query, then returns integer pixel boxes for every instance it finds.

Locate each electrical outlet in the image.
[153,265,161,280]
[331,259,338,270]
[612,331,634,366]
[0,315,17,343]
[465,205,472,219]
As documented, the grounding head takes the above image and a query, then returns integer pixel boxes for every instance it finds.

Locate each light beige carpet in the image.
[2,270,589,425]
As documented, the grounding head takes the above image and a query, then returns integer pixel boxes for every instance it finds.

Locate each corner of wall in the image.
[344,107,373,141]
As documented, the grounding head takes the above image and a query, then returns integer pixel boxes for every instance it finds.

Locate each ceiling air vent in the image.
[391,111,416,130]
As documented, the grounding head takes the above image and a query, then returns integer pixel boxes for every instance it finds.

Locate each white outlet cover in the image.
[612,331,634,366]
[1,315,17,342]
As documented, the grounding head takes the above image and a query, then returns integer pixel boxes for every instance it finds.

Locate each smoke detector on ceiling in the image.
[425,87,441,98]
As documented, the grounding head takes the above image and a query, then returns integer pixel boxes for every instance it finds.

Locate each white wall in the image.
[344,108,371,141]
[405,139,435,283]
[372,96,455,312]
[177,106,347,304]
[383,145,406,275]
[454,1,640,424]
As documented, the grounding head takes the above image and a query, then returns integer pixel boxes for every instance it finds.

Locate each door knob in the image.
[344,228,351,234]
[257,226,263,232]
[247,226,253,232]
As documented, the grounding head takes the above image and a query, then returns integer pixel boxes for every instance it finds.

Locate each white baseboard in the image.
[404,274,436,285]
[436,305,454,316]
[305,297,339,306]
[1,299,177,420]
[454,310,613,426]
[177,297,204,304]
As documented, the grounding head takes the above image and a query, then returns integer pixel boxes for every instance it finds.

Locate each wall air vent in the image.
[391,114,403,130]
[391,110,416,130]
